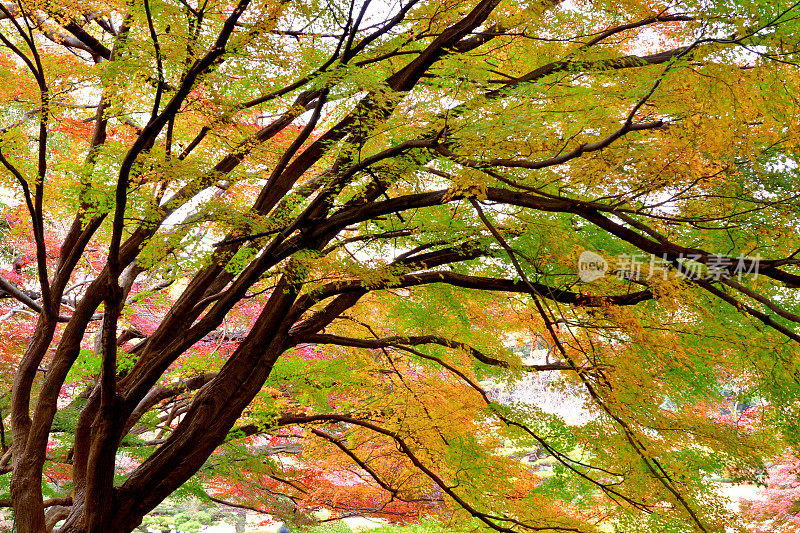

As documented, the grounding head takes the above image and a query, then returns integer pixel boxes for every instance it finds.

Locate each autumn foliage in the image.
[1,1,800,533]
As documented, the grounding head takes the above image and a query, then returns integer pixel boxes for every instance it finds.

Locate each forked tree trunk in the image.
[2,2,545,532]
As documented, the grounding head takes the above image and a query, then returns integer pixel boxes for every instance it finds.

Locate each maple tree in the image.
[1,0,800,531]
[740,450,800,533]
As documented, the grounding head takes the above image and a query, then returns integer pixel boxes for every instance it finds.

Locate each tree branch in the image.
[301,334,573,372]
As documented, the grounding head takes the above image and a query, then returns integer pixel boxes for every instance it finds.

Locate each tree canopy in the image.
[1,0,800,532]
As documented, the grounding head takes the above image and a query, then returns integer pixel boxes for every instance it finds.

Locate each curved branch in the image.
[123,372,217,436]
[310,428,402,498]
[301,333,573,372]
[0,496,72,508]
[492,47,691,92]
[277,413,589,533]
[299,271,653,310]
[0,274,82,323]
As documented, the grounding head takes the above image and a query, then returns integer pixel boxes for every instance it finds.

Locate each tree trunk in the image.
[234,508,246,533]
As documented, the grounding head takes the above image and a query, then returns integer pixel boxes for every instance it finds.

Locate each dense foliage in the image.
[1,0,800,532]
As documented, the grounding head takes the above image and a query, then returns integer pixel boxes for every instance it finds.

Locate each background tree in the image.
[742,451,800,533]
[0,0,800,532]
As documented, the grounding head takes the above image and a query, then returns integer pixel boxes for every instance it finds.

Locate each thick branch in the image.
[301,334,572,371]
[299,271,652,310]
